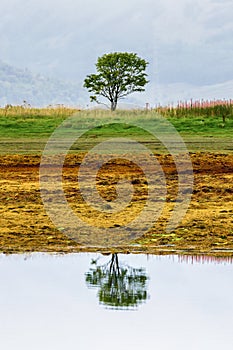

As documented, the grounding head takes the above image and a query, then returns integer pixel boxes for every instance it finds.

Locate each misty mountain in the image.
[0,60,86,107]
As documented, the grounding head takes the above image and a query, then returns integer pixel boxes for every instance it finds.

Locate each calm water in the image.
[0,253,233,350]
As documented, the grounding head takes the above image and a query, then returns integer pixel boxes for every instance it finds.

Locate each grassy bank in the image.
[0,105,232,154]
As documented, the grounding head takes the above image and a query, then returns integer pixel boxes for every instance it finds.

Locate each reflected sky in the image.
[0,253,233,350]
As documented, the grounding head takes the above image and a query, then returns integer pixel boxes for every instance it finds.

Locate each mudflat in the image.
[0,153,232,256]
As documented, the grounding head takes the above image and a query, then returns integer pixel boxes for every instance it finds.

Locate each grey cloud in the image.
[0,0,232,95]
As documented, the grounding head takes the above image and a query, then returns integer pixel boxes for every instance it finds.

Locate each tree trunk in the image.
[111,100,117,111]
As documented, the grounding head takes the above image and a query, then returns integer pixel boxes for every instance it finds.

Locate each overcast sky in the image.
[0,0,232,104]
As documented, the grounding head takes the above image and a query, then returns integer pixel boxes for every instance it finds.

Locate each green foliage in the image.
[83,52,149,111]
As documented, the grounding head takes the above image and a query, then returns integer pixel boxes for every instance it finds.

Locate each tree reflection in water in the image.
[85,253,149,310]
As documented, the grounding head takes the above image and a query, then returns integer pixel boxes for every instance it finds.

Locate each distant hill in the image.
[0,60,85,107]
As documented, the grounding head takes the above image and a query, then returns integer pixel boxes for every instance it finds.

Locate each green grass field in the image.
[0,105,232,154]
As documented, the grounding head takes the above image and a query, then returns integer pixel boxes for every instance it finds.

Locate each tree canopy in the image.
[83,52,149,111]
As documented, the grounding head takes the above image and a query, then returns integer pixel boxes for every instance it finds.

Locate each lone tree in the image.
[83,52,149,111]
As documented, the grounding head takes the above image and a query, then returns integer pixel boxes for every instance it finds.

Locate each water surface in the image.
[0,253,233,350]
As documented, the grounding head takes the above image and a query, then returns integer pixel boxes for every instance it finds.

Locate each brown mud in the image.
[0,153,233,257]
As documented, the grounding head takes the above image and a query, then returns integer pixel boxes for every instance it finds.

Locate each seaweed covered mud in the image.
[0,153,232,256]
